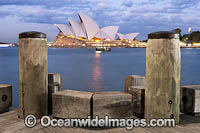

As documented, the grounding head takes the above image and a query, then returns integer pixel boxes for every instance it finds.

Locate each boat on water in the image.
[95,47,111,53]
[95,50,102,54]
[0,43,14,48]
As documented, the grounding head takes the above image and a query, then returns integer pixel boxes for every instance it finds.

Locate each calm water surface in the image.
[0,48,199,108]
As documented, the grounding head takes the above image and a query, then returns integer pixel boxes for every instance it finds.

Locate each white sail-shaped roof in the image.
[55,24,74,36]
[68,19,86,38]
[94,30,111,39]
[78,12,100,40]
[117,33,125,40]
[125,33,139,40]
[54,12,141,41]
[117,33,139,40]
[101,26,119,40]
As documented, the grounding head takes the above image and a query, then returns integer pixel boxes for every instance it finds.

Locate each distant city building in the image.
[0,43,15,47]
[188,26,191,33]
[53,12,140,47]
[117,33,139,41]
[47,42,54,47]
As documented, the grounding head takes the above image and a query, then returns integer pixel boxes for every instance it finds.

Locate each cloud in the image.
[0,16,57,43]
[122,0,133,7]
[0,0,200,42]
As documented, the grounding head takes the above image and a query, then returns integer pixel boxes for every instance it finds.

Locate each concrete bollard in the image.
[18,31,48,119]
[145,31,180,124]
[0,85,12,114]
[124,75,145,93]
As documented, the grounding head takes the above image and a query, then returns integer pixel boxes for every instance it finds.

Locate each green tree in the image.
[182,31,200,42]
[182,34,190,42]
[173,28,181,34]
[172,28,182,40]
[190,31,200,42]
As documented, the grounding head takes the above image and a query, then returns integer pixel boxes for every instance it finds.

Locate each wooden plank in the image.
[14,122,45,133]
[143,128,165,133]
[129,128,153,133]
[0,116,22,129]
[0,109,200,133]
[62,127,86,133]
[134,127,154,133]
[160,125,198,133]
[0,109,18,118]
[42,127,67,133]
[15,128,45,133]
[0,128,5,133]
[183,124,200,132]
[107,128,125,133]
[1,121,26,132]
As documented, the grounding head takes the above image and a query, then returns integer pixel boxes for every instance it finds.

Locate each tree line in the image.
[173,28,200,43]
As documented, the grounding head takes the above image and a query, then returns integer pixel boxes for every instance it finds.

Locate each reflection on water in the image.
[91,53,102,91]
[0,48,200,108]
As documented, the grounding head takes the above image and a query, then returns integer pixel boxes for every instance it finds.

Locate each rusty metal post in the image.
[145,31,181,124]
[18,31,48,119]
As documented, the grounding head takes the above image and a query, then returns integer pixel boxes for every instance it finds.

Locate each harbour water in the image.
[0,47,200,108]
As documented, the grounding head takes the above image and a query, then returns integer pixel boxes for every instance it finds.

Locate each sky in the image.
[0,0,200,43]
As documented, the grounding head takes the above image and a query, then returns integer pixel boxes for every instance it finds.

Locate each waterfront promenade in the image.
[0,109,200,133]
[1,32,200,133]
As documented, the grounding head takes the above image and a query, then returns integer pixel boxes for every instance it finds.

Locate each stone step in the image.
[93,91,132,118]
[52,90,133,119]
[52,90,93,118]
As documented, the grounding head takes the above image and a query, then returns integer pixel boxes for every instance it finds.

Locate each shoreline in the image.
[47,46,200,48]
[2,46,200,49]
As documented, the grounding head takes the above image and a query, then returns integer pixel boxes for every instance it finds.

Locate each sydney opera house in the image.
[53,12,141,48]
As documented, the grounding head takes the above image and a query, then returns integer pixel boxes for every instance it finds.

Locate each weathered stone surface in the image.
[127,86,145,118]
[52,90,93,118]
[124,75,145,93]
[145,32,180,124]
[0,85,12,114]
[18,34,48,119]
[181,85,200,114]
[93,91,132,118]
[48,73,62,90]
